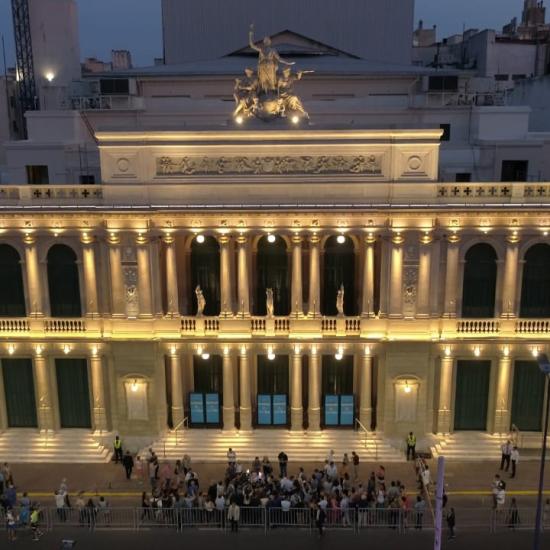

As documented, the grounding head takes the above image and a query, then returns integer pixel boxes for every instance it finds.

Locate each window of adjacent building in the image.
[501,160,528,182]
[440,123,451,142]
[455,173,471,182]
[99,78,130,95]
[495,74,509,81]
[26,165,49,185]
[428,76,459,92]
[79,174,96,185]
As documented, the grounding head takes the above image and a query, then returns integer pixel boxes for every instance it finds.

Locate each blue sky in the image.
[0,0,525,68]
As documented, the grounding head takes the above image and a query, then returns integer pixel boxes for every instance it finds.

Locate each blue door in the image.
[189,392,220,426]
[257,394,287,426]
[324,394,355,427]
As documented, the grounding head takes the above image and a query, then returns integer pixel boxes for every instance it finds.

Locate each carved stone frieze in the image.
[156,154,382,177]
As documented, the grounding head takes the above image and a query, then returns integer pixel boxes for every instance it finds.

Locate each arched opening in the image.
[190,236,220,316]
[461,243,497,318]
[520,243,550,317]
[322,236,356,316]
[47,244,81,317]
[0,244,26,316]
[255,236,289,316]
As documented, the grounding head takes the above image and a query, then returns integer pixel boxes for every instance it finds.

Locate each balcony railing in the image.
[456,320,500,335]
[70,95,145,111]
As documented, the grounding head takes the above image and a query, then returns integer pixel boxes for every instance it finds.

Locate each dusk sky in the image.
[0,0,527,68]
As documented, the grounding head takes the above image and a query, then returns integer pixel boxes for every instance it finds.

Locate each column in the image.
[237,235,250,316]
[308,234,321,317]
[23,234,44,316]
[359,347,373,428]
[239,346,252,430]
[219,235,233,316]
[291,235,303,317]
[34,349,55,431]
[222,347,235,430]
[81,234,99,317]
[494,351,512,433]
[416,233,433,318]
[136,234,153,318]
[168,349,184,427]
[443,233,461,318]
[108,233,126,317]
[501,234,520,318]
[437,353,454,433]
[361,234,376,317]
[389,233,404,318]
[164,235,180,316]
[290,346,303,430]
[308,346,321,431]
[90,351,108,431]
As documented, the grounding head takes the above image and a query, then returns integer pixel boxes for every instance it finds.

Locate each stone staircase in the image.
[0,429,112,463]
[145,429,405,464]
[431,432,545,461]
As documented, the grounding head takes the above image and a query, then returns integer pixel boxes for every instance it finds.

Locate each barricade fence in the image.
[0,506,549,533]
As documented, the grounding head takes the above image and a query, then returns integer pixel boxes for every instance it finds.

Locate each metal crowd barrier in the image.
[0,506,548,534]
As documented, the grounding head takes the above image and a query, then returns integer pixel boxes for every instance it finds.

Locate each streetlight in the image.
[534,352,550,550]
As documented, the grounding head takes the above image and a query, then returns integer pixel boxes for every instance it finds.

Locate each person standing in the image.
[227,499,240,533]
[316,503,326,537]
[351,451,360,481]
[30,506,43,541]
[414,495,425,530]
[500,440,512,472]
[227,448,236,467]
[113,435,123,464]
[510,446,519,479]
[446,507,456,539]
[6,508,17,541]
[507,497,520,529]
[406,432,417,461]
[278,450,288,478]
[122,451,134,480]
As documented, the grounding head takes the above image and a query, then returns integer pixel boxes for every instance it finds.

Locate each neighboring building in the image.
[84,50,134,74]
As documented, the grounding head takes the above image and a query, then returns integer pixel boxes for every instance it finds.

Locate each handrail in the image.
[173,417,188,447]
[509,423,522,448]
[355,418,377,461]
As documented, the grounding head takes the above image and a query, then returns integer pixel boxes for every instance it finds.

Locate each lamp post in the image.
[534,353,550,550]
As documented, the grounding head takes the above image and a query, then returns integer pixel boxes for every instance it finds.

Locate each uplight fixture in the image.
[532,347,539,358]
[131,379,139,393]
[267,233,276,243]
[201,352,210,360]
[335,347,344,361]
[235,116,244,125]
[291,115,300,124]
[474,346,481,357]
[403,381,412,394]
[45,72,55,82]
[7,344,15,355]
[267,347,276,361]
[337,234,346,244]
[63,344,71,355]
[196,234,205,244]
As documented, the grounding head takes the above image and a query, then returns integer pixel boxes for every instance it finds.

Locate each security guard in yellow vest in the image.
[114,435,123,464]
[406,432,416,461]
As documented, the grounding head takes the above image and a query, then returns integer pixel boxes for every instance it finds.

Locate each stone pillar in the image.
[291,235,303,316]
[290,346,303,431]
[359,348,373,428]
[219,235,233,316]
[443,234,461,318]
[494,352,512,434]
[437,354,454,434]
[81,234,99,317]
[501,234,520,318]
[164,235,180,317]
[239,347,252,430]
[34,349,55,431]
[237,235,250,317]
[136,234,153,318]
[416,233,433,318]
[222,347,235,430]
[169,349,184,427]
[308,346,321,431]
[23,234,44,316]
[361,234,376,317]
[308,234,321,317]
[90,351,108,431]
[389,233,404,318]
[107,233,126,317]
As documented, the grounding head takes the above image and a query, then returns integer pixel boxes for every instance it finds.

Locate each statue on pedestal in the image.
[195,286,206,317]
[336,284,345,317]
[266,288,274,318]
[233,68,258,118]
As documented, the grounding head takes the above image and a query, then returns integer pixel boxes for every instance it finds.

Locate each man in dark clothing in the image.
[446,507,456,539]
[122,451,134,480]
[278,451,288,478]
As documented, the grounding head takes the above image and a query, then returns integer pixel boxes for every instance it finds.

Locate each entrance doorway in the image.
[257,355,289,426]
[454,360,490,431]
[55,358,92,428]
[1,358,37,427]
[511,361,547,431]
[190,355,222,426]
[322,355,354,427]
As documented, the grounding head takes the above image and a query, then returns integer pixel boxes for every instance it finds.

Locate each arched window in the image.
[47,244,81,317]
[520,243,550,317]
[322,236,356,316]
[461,243,497,318]
[0,245,26,316]
[255,236,289,316]
[190,236,220,316]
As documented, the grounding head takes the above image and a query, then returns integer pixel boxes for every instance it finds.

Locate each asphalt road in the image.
[4,528,550,550]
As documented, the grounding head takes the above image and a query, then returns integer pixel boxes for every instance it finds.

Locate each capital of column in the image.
[107,232,121,245]
[219,234,230,246]
[79,232,94,246]
[365,233,376,246]
[506,232,520,245]
[446,232,461,245]
[162,233,175,245]
[419,231,433,245]
[23,233,36,245]
[391,232,404,245]
[309,233,320,245]
[291,234,302,246]
[135,233,149,246]
[237,234,248,246]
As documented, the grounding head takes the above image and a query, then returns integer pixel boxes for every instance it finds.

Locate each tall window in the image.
[461,243,497,318]
[520,244,550,317]
[322,236,356,316]
[26,165,49,185]
[190,236,220,316]
[255,236,289,316]
[47,245,82,317]
[0,245,26,316]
